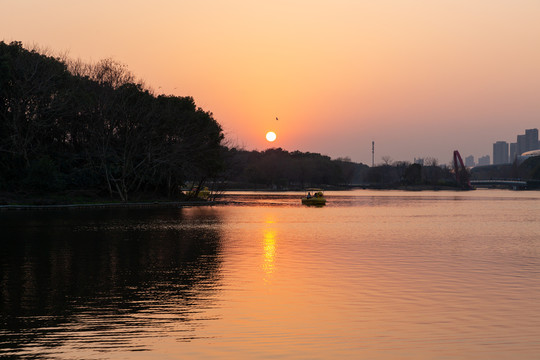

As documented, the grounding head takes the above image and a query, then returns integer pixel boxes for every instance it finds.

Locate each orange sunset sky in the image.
[2,0,540,165]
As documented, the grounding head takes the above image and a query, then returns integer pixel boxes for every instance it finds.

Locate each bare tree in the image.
[381,155,393,166]
[424,157,438,167]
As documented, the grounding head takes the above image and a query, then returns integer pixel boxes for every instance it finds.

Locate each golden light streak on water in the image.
[262,229,276,281]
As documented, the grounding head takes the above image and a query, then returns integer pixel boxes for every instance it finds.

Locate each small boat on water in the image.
[301,188,326,206]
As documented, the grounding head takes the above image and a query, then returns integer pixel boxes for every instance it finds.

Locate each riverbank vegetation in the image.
[1,41,224,202]
[364,160,459,189]
[221,148,368,190]
[0,41,370,204]
[3,41,539,205]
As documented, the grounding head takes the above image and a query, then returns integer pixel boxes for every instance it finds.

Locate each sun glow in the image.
[266,131,277,142]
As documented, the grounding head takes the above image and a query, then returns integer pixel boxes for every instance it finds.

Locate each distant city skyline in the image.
[411,126,539,168]
[488,128,539,166]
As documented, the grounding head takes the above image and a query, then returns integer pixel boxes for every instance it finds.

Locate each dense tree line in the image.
[365,159,457,188]
[9,40,513,199]
[0,41,224,201]
[221,148,369,189]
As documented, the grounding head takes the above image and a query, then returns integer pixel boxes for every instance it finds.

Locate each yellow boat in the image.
[301,188,326,206]
[186,186,210,200]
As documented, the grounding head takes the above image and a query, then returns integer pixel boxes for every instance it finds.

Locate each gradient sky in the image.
[2,0,540,165]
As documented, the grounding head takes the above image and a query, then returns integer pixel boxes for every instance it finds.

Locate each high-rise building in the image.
[465,155,475,167]
[478,155,490,166]
[525,128,539,152]
[493,141,509,164]
[510,143,517,162]
[517,134,527,156]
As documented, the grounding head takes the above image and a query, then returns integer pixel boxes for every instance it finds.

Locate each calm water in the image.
[1,189,540,359]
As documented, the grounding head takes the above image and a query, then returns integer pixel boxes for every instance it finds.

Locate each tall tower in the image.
[493,141,509,164]
[510,143,517,162]
[371,141,374,167]
[525,128,539,152]
[517,134,526,157]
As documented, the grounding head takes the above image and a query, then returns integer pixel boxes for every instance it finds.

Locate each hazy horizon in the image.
[2,0,539,165]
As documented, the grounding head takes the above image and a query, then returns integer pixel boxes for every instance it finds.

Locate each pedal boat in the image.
[301,189,326,206]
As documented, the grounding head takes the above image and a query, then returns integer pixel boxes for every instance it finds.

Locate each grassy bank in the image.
[0,190,217,209]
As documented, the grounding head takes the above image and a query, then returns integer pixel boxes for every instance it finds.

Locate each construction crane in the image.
[453,150,473,190]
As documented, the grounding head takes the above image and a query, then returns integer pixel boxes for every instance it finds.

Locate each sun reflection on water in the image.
[262,217,277,281]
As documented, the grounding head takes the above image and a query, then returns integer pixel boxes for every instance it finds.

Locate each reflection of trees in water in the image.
[0,208,223,356]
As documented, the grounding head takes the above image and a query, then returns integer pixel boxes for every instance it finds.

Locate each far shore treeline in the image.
[2,41,540,203]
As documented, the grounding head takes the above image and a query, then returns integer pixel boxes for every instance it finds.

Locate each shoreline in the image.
[0,200,228,211]
[0,186,527,210]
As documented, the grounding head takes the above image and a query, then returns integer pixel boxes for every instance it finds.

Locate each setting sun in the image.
[266,131,276,142]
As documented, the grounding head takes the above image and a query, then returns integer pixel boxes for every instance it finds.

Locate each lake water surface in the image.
[1,189,540,359]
